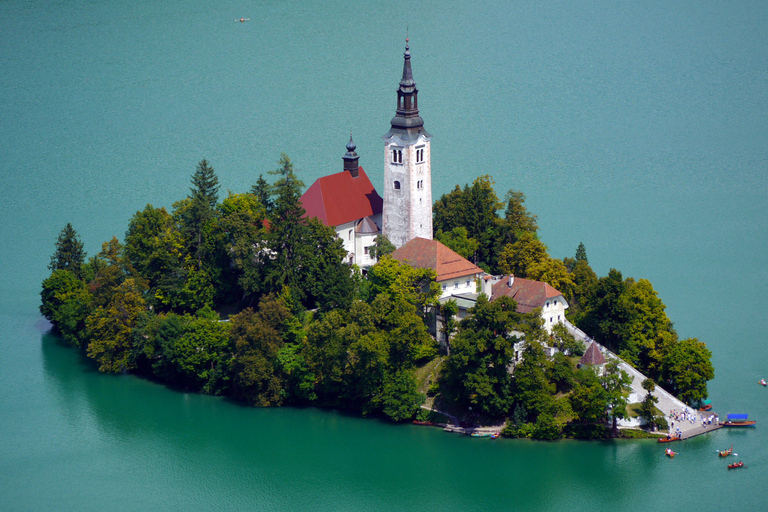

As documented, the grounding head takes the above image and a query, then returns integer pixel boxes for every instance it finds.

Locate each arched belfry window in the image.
[394,181,401,190]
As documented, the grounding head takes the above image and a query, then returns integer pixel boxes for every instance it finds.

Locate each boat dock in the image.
[676,422,722,440]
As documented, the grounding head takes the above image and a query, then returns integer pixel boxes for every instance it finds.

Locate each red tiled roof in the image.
[580,342,606,366]
[490,275,564,313]
[390,237,483,282]
[300,167,383,227]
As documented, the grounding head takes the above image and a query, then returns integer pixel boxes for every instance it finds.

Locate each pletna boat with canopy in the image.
[721,414,756,427]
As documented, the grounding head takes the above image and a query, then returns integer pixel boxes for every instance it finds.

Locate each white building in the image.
[300,137,383,269]
[382,38,433,248]
[482,274,569,334]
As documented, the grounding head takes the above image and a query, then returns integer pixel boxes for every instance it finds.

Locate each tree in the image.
[49,223,86,277]
[377,370,424,421]
[264,154,308,301]
[496,190,538,255]
[444,296,524,417]
[577,269,635,355]
[497,232,549,278]
[40,269,93,347]
[85,278,148,372]
[661,338,714,405]
[250,173,274,214]
[435,227,479,262]
[600,359,633,437]
[575,242,588,264]
[185,159,220,270]
[369,234,396,261]
[124,204,174,287]
[570,367,608,424]
[623,278,677,378]
[433,175,503,269]
[366,256,440,317]
[639,378,659,429]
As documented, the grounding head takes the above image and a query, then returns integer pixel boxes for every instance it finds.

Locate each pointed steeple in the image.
[386,38,430,141]
[343,134,360,178]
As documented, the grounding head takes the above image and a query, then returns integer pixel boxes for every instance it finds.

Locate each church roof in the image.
[300,167,383,227]
[356,216,379,234]
[490,276,565,314]
[390,237,483,282]
[580,342,606,366]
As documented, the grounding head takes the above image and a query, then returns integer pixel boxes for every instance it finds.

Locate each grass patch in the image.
[414,356,445,395]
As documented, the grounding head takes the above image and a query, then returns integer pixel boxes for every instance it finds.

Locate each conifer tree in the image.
[185,159,220,269]
[49,223,86,277]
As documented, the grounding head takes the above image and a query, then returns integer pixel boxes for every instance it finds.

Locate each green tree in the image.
[185,159,220,270]
[496,190,538,254]
[367,256,440,318]
[85,278,148,372]
[433,175,503,269]
[600,359,633,437]
[369,234,396,261]
[40,269,93,347]
[570,367,608,424]
[444,296,524,417]
[124,204,174,288]
[497,232,549,278]
[639,378,659,429]
[578,269,635,355]
[250,173,274,214]
[435,227,480,262]
[48,223,86,277]
[377,369,424,421]
[575,242,588,264]
[623,278,677,378]
[661,338,714,405]
[229,295,293,406]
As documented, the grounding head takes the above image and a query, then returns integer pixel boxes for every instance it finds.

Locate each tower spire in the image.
[386,37,429,140]
[343,134,359,178]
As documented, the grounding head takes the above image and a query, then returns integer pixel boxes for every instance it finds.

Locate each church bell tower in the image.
[382,38,433,248]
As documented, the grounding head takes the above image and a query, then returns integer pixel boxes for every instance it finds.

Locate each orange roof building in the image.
[484,274,569,334]
[391,237,483,298]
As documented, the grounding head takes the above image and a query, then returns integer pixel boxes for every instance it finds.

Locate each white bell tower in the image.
[382,38,433,249]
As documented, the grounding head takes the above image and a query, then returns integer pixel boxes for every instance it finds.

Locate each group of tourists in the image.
[667,408,720,437]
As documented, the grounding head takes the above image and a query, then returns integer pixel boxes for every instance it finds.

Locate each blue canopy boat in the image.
[721,414,756,427]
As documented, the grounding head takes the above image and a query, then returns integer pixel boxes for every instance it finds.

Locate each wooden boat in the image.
[721,414,757,427]
[658,434,680,443]
[697,399,713,411]
[718,444,733,457]
[470,432,493,438]
[412,420,436,426]
[665,448,676,458]
[760,379,767,387]
[727,461,744,469]
[490,433,499,439]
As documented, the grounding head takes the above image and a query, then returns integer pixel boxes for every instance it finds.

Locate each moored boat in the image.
[470,432,493,437]
[721,414,757,427]
[727,461,744,469]
[658,434,680,443]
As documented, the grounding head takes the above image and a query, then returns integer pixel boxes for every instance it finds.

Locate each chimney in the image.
[343,134,359,178]
[509,274,515,287]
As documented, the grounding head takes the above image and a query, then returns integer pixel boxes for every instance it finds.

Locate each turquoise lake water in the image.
[1,1,767,510]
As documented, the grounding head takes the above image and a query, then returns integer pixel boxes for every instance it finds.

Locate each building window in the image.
[557,315,561,321]
[416,148,424,163]
[454,282,459,289]
[554,300,558,306]
[348,229,352,240]
[466,280,471,287]
[546,301,550,308]
[364,246,369,255]
[392,149,402,164]
[394,180,400,190]
[442,284,446,291]
[550,317,553,323]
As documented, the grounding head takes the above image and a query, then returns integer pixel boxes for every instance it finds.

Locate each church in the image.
[300,38,434,268]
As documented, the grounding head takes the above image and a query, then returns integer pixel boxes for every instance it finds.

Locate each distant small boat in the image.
[721,414,757,427]
[760,378,767,387]
[470,432,493,438]
[666,448,676,458]
[491,433,499,439]
[236,18,251,22]
[698,399,713,411]
[719,444,733,457]
[727,461,744,469]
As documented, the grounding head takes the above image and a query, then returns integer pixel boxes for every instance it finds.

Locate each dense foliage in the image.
[41,165,714,430]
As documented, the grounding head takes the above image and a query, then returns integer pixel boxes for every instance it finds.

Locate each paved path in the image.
[564,321,718,439]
